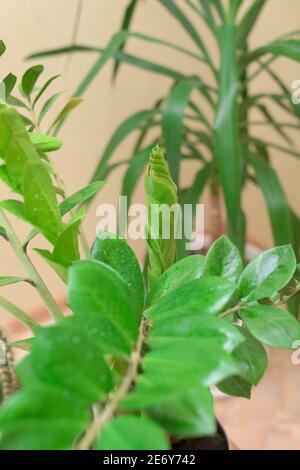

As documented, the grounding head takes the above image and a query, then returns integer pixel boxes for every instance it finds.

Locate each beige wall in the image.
[0,0,299,326]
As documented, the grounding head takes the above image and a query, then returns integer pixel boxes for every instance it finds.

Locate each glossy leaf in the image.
[23,161,62,244]
[239,245,296,301]
[0,107,40,187]
[150,312,244,353]
[0,387,88,450]
[240,304,300,349]
[21,65,44,97]
[68,260,138,355]
[29,319,113,404]
[97,416,169,450]
[148,384,215,438]
[52,213,82,268]
[146,276,236,323]
[92,232,144,319]
[218,327,268,398]
[204,235,243,283]
[29,132,62,153]
[147,254,205,306]
[142,338,238,388]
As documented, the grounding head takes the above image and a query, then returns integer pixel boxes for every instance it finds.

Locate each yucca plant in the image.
[27,0,300,314]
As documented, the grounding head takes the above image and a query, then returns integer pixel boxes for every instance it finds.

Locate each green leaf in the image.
[35,248,68,283]
[240,304,300,349]
[33,74,60,107]
[147,254,205,306]
[217,376,252,399]
[29,319,114,404]
[239,245,296,301]
[75,31,128,97]
[121,144,154,207]
[23,161,63,244]
[3,73,17,99]
[112,0,139,81]
[160,0,214,74]
[150,313,244,353]
[91,232,144,320]
[162,79,198,184]
[237,0,267,47]
[68,259,138,355]
[177,163,212,259]
[249,154,294,247]
[38,92,60,124]
[28,132,62,153]
[146,277,236,323]
[214,25,243,252]
[218,327,268,399]
[0,40,6,56]
[90,109,157,187]
[204,235,243,283]
[21,65,44,97]
[52,212,83,268]
[0,107,40,187]
[60,181,106,216]
[0,165,22,194]
[97,416,169,450]
[148,384,215,438]
[0,387,89,450]
[247,40,300,64]
[0,276,31,287]
[49,97,82,134]
[142,338,238,388]
[0,200,29,225]
[145,145,178,288]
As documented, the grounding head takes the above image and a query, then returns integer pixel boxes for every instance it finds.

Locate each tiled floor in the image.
[216,348,300,450]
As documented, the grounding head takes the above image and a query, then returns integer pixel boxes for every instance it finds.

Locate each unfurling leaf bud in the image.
[145,145,179,289]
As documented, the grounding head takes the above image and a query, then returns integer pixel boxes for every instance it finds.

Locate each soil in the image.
[172,423,229,451]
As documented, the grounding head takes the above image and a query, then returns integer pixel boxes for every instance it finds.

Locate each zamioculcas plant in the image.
[28,0,300,276]
[0,100,299,449]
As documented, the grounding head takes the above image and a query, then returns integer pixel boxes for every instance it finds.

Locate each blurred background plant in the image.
[28,0,300,315]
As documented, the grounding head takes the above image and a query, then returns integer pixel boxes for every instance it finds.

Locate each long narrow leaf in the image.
[237,0,267,48]
[214,25,243,251]
[160,0,216,76]
[249,153,294,246]
[162,79,198,184]
[90,109,158,187]
[112,0,139,81]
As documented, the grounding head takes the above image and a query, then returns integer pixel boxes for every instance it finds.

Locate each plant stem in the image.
[77,321,146,450]
[0,296,38,333]
[0,209,64,322]
[219,303,242,318]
